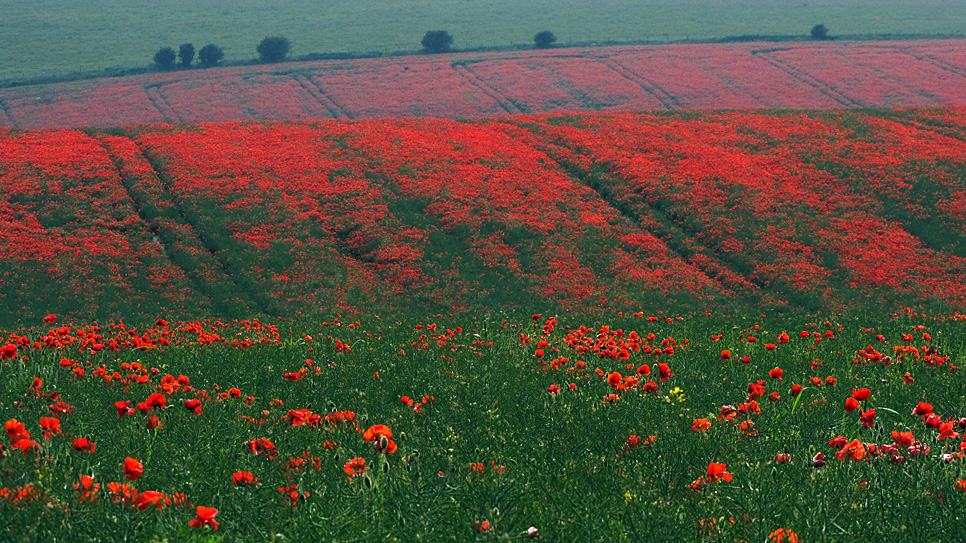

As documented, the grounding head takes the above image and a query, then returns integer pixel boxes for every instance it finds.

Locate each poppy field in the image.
[2,308,966,541]
[4,39,966,129]
[5,109,966,325]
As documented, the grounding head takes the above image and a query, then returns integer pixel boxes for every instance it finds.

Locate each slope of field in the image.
[1,0,960,83]
[3,40,966,128]
[3,109,966,324]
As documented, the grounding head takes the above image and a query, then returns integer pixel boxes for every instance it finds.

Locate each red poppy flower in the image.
[768,392,781,402]
[657,363,673,382]
[607,371,624,390]
[903,373,914,385]
[185,399,203,415]
[811,453,827,467]
[791,384,803,397]
[147,416,162,430]
[547,384,560,394]
[116,401,134,417]
[232,471,258,486]
[343,457,367,476]
[860,409,876,428]
[374,434,398,454]
[135,490,168,511]
[228,388,242,398]
[691,418,711,432]
[852,388,871,401]
[38,417,61,439]
[245,437,277,458]
[768,368,783,380]
[775,453,791,464]
[72,437,97,453]
[363,424,392,442]
[891,430,915,447]
[189,506,219,530]
[282,408,313,427]
[720,350,731,361]
[43,314,57,324]
[769,528,800,543]
[913,402,934,416]
[0,344,17,359]
[844,397,860,412]
[74,475,100,502]
[706,462,732,483]
[123,457,144,480]
[938,421,961,440]
[145,393,167,409]
[835,439,867,462]
[5,418,30,443]
[155,319,168,328]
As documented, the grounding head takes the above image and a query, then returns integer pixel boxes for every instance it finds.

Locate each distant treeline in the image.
[152,26,833,71]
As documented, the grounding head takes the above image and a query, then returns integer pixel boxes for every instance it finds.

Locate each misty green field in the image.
[1,0,963,83]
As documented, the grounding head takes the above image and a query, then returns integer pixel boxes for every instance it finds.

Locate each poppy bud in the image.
[811,453,827,467]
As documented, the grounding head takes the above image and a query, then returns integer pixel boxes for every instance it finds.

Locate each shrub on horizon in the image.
[811,24,830,40]
[534,31,557,49]
[198,44,224,68]
[153,47,176,70]
[179,44,195,67]
[421,31,453,54]
[257,36,291,63]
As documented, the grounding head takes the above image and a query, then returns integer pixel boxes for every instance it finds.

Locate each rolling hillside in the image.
[2,40,966,128]
[3,109,966,323]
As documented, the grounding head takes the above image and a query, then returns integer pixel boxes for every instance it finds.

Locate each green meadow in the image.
[1,0,963,83]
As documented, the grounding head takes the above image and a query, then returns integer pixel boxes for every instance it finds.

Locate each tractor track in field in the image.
[144,85,184,124]
[755,53,861,108]
[292,74,351,119]
[901,46,966,82]
[98,136,254,316]
[526,133,770,304]
[603,58,682,111]
[453,64,525,115]
[108,136,274,316]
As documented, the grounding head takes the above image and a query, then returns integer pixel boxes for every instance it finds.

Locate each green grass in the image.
[1,0,963,83]
[2,311,966,541]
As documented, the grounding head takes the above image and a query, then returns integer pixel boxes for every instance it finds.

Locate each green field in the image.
[1,0,963,83]
[3,311,966,541]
